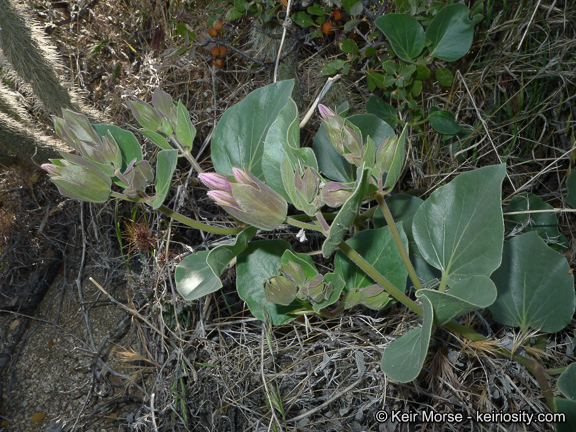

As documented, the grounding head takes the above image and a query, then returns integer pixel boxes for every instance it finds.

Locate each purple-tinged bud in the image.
[203,168,287,230]
[207,190,241,209]
[320,181,354,208]
[198,172,233,193]
[298,274,332,303]
[359,284,389,310]
[264,276,297,306]
[126,99,164,132]
[42,157,112,203]
[318,104,336,121]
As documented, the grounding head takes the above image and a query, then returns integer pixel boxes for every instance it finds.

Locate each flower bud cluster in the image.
[199,168,287,231]
[264,260,333,306]
[343,284,389,310]
[42,110,154,202]
[318,104,405,191]
[126,88,178,136]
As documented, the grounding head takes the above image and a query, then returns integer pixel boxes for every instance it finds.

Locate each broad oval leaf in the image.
[152,149,178,209]
[175,227,258,301]
[365,96,398,128]
[236,240,296,325]
[375,14,425,62]
[565,169,576,208]
[428,109,463,135]
[555,399,576,432]
[412,164,506,285]
[207,226,258,276]
[211,80,294,179]
[418,275,497,327]
[427,3,474,62]
[558,363,576,401]
[380,294,433,383]
[175,251,222,300]
[489,231,575,333]
[505,193,568,250]
[334,224,408,301]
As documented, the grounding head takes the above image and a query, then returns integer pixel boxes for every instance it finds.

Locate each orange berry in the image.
[218,46,228,55]
[213,20,223,31]
[208,27,217,37]
[332,9,342,21]
[213,58,224,68]
[322,21,334,35]
[211,46,220,56]
[348,32,357,40]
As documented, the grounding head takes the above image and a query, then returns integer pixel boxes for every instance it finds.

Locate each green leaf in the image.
[262,99,301,201]
[418,275,497,327]
[505,193,568,250]
[211,80,294,179]
[138,129,172,150]
[428,108,462,135]
[341,38,359,55]
[415,64,430,80]
[226,7,245,20]
[152,149,178,209]
[335,225,408,303]
[489,232,575,333]
[558,363,576,400]
[375,14,425,62]
[292,11,315,27]
[366,96,398,128]
[349,1,363,16]
[307,5,325,16]
[281,249,318,279]
[176,101,196,151]
[175,251,221,300]
[427,4,474,62]
[175,226,257,302]
[555,399,576,432]
[410,80,423,97]
[380,294,433,382]
[435,67,454,86]
[412,164,506,285]
[322,167,371,257]
[207,226,258,276]
[565,169,576,208]
[93,124,142,171]
[236,240,296,325]
[321,59,346,75]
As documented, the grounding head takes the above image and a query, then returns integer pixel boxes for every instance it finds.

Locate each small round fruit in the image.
[213,20,223,31]
[322,21,334,35]
[213,58,225,68]
[211,46,220,56]
[208,27,217,37]
[218,46,228,55]
[348,32,357,40]
[332,9,342,21]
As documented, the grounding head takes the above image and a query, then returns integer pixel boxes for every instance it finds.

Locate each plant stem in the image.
[337,241,423,315]
[286,216,326,233]
[110,192,242,235]
[375,194,424,291]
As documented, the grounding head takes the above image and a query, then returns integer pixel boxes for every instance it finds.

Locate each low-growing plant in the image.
[42,80,576,429]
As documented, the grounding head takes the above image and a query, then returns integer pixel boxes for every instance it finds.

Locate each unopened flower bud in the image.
[201,168,287,230]
[320,181,354,208]
[264,275,297,306]
[42,156,112,203]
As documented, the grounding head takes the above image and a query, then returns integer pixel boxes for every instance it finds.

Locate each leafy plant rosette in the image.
[43,81,575,427]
